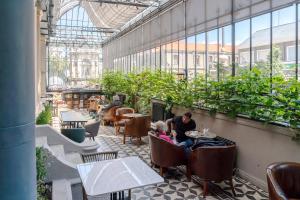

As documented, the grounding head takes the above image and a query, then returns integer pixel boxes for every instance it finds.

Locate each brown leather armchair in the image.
[267,162,300,200]
[102,106,120,125]
[123,115,150,145]
[114,107,135,135]
[188,145,237,197]
[149,132,187,176]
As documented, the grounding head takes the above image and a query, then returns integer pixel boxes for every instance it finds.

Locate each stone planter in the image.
[171,105,300,191]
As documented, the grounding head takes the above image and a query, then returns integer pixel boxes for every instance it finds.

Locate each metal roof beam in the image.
[84,0,151,7]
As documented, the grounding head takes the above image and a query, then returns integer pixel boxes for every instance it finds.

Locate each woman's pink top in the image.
[158,130,174,144]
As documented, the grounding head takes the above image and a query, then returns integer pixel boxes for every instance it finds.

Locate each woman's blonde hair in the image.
[154,121,167,131]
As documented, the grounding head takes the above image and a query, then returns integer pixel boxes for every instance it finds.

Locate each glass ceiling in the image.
[41,0,165,91]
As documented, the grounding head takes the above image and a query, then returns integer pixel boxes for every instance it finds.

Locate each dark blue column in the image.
[0,0,36,199]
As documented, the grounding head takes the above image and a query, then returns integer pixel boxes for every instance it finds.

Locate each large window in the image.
[207,29,218,81]
[273,5,296,79]
[219,25,232,80]
[187,36,196,80]
[196,33,206,77]
[235,19,251,75]
[252,13,271,77]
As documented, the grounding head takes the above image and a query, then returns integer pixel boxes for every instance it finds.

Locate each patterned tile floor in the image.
[53,109,269,200]
[93,126,268,200]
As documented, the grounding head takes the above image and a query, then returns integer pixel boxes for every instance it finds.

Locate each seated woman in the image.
[153,121,175,144]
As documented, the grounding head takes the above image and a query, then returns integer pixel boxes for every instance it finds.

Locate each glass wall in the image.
[110,5,300,82]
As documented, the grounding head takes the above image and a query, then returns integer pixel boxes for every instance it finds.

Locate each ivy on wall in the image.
[100,68,300,139]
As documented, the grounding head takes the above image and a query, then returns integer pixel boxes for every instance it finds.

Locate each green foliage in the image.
[100,68,300,138]
[36,147,47,200]
[36,105,52,125]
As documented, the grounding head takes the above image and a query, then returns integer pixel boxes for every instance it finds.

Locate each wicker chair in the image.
[84,120,101,141]
[80,151,118,163]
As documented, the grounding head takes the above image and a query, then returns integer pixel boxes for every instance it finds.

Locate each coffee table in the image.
[77,156,164,199]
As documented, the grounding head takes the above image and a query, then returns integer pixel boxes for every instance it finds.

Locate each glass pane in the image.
[166,43,172,73]
[187,36,196,80]
[161,45,166,71]
[219,25,232,80]
[151,48,156,70]
[272,5,296,79]
[252,13,271,77]
[196,33,206,77]
[179,39,186,77]
[172,41,179,74]
[155,47,160,70]
[207,29,218,81]
[235,19,250,75]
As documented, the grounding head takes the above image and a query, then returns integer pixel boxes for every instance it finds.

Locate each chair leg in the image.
[92,136,95,141]
[160,167,164,176]
[202,181,209,198]
[123,134,126,144]
[82,185,87,200]
[229,178,236,196]
[186,165,191,182]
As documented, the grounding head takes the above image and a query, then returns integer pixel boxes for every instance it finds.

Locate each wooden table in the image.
[60,111,88,128]
[77,156,164,199]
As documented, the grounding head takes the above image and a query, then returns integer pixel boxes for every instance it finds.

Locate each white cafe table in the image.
[77,156,164,199]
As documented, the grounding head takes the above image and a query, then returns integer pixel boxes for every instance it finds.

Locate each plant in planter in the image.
[36,105,52,125]
[36,147,48,200]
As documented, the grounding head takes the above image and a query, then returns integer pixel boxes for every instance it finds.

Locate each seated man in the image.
[167,112,196,149]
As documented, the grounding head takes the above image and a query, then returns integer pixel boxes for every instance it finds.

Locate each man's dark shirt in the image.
[172,116,196,143]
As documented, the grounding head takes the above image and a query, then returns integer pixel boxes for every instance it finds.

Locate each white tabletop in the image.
[60,111,88,122]
[77,156,164,197]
